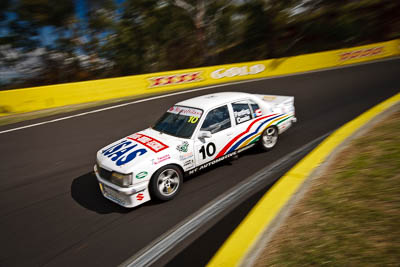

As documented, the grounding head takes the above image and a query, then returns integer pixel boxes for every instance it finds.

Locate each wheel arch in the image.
[148,160,185,180]
[259,124,279,151]
[261,123,279,135]
[171,163,184,175]
[270,124,280,134]
[148,162,184,201]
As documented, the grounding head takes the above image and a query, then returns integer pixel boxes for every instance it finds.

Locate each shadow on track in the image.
[70,144,268,214]
[183,145,265,183]
[71,172,131,214]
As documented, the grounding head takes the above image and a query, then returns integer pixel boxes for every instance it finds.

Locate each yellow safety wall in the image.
[1,39,399,116]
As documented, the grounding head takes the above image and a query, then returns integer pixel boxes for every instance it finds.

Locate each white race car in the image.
[94,92,296,208]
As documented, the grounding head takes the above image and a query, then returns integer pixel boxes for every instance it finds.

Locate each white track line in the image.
[0,79,268,135]
[1,56,398,135]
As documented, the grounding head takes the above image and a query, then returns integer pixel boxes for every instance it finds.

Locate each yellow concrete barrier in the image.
[1,39,399,116]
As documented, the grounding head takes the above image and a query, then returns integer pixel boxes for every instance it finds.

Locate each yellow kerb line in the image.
[207,92,400,267]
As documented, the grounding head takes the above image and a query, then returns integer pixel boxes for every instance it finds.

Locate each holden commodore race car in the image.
[94,92,296,208]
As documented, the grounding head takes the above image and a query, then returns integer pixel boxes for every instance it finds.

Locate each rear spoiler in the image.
[254,94,295,116]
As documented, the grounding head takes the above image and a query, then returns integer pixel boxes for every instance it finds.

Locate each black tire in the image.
[259,126,279,151]
[149,165,183,201]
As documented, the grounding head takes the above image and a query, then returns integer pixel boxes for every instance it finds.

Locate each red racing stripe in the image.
[214,114,276,158]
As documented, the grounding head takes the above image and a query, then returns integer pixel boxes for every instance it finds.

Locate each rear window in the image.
[249,100,262,117]
[232,101,252,124]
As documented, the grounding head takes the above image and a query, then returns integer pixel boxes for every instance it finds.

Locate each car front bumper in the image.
[94,164,150,208]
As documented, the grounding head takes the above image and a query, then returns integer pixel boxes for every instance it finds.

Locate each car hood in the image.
[96,128,185,173]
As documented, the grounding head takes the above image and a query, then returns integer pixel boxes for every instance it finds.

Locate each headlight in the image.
[110,172,133,188]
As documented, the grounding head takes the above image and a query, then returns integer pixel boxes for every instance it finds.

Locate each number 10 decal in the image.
[188,116,199,123]
[199,142,216,159]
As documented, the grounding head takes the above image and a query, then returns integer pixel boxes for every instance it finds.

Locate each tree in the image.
[0,0,78,88]
[1,0,399,90]
[291,0,400,52]
[170,0,237,65]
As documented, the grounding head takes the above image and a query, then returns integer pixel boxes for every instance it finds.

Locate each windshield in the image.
[153,106,203,138]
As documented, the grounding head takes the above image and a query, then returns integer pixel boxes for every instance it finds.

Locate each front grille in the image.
[98,165,112,181]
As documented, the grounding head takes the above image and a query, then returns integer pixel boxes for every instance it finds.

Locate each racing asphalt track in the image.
[0,58,399,267]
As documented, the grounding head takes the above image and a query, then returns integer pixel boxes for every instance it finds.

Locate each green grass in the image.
[255,110,400,267]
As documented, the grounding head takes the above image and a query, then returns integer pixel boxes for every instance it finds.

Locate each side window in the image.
[249,100,262,117]
[200,105,231,134]
[232,101,252,124]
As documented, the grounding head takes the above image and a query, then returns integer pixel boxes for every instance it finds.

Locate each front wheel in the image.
[149,165,183,201]
[259,126,278,151]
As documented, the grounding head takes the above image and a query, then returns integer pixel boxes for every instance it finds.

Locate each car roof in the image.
[175,92,255,111]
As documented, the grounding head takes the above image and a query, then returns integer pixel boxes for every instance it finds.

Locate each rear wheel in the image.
[149,165,183,201]
[259,126,278,151]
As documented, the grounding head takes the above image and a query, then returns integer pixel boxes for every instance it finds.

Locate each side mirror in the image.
[198,131,212,139]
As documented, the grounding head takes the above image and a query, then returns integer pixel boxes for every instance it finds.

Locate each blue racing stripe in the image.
[227,114,285,153]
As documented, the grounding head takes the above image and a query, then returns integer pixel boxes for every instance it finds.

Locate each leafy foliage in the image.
[1,0,399,89]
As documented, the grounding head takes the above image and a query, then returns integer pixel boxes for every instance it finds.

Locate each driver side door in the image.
[194,104,235,166]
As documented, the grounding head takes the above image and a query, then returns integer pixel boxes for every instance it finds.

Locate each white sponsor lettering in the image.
[188,151,237,175]
[234,109,250,117]
[237,115,251,123]
[168,106,203,117]
[211,64,265,79]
